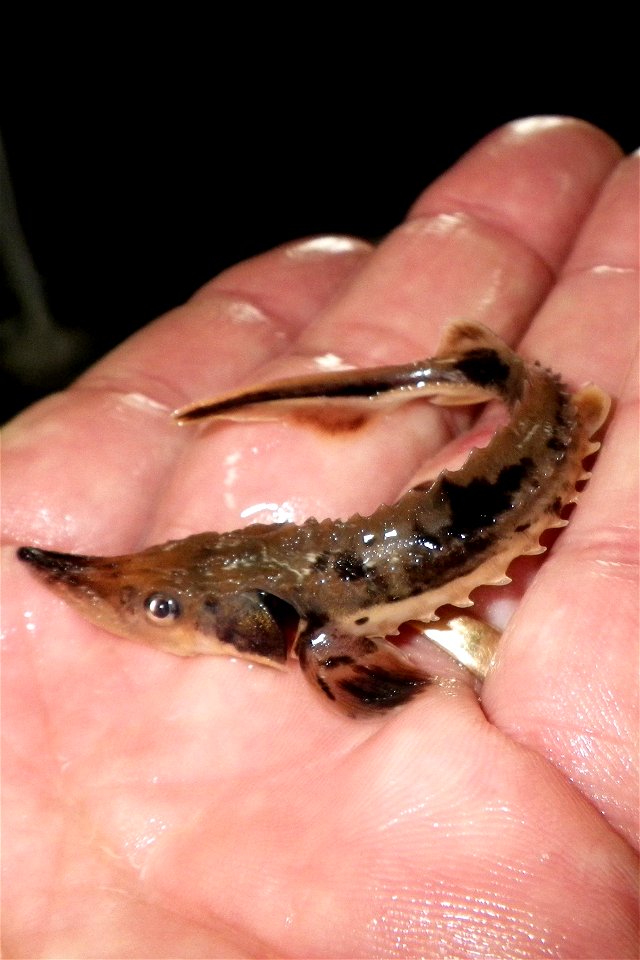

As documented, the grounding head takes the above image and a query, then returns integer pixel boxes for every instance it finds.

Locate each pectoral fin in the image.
[296,626,432,717]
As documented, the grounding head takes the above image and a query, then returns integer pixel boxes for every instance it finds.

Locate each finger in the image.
[410,116,622,269]
[298,117,622,362]
[484,151,639,845]
[85,235,373,408]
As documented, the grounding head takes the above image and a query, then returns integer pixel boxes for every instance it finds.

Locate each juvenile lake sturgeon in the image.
[18,322,609,716]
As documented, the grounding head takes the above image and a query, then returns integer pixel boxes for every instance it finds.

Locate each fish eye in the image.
[144,593,181,623]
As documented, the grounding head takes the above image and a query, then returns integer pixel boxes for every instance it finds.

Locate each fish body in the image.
[18,322,610,716]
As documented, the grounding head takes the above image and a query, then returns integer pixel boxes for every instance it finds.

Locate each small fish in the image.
[18,322,609,716]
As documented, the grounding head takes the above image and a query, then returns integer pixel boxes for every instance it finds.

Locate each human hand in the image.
[3,118,637,958]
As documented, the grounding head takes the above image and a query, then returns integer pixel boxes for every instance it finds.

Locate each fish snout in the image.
[17,546,96,584]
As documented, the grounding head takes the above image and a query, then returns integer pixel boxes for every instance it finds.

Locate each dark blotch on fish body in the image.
[334,552,368,581]
[456,348,511,390]
[441,457,535,539]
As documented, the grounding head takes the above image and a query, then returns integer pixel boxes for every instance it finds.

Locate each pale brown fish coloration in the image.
[18,323,610,717]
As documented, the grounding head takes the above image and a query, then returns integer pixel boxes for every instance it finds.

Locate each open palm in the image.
[3,118,638,958]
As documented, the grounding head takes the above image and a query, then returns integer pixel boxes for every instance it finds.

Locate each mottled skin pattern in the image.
[18,322,609,716]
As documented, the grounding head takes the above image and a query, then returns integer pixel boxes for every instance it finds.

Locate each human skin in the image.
[2,118,638,958]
